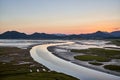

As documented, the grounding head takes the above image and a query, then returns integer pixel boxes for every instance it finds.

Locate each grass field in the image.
[104,65,120,72]
[74,55,109,62]
[0,47,79,80]
[1,71,78,80]
[88,62,103,66]
[71,48,120,59]
[71,47,120,72]
[108,40,120,46]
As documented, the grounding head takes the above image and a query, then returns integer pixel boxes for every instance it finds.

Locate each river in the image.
[30,42,120,80]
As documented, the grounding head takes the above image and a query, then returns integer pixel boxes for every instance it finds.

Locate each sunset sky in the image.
[0,0,120,34]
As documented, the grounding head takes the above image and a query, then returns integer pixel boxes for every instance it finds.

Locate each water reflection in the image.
[30,42,120,80]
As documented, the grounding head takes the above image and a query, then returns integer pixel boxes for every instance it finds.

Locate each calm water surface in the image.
[30,42,120,80]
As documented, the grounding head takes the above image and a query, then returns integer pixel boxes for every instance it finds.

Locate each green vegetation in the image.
[108,40,120,46]
[104,65,120,72]
[71,48,120,59]
[72,47,120,72]
[71,49,88,53]
[0,47,22,55]
[0,62,78,80]
[0,47,79,80]
[74,55,109,62]
[1,72,78,80]
[88,62,103,66]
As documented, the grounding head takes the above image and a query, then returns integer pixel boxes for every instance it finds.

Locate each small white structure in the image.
[37,69,40,72]
[30,69,32,72]
[42,69,46,71]
[30,64,35,67]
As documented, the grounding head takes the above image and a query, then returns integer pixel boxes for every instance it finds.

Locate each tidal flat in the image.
[49,40,120,76]
[0,40,78,80]
[0,39,120,80]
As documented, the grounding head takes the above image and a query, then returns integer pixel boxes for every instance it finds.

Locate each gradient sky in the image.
[0,0,120,34]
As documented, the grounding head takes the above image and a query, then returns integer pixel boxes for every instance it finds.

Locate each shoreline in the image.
[0,43,79,80]
[47,46,120,77]
[30,42,120,80]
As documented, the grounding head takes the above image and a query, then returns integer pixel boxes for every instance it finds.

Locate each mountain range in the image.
[0,31,120,39]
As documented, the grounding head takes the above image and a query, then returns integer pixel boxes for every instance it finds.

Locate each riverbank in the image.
[0,45,79,80]
[47,46,120,76]
[30,42,120,80]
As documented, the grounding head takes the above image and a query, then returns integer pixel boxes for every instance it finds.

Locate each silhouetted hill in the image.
[0,31,28,39]
[29,32,62,39]
[79,31,112,39]
[110,31,120,37]
[0,31,62,39]
[64,31,114,39]
[0,30,120,39]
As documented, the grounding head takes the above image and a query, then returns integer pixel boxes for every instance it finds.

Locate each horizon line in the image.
[0,30,119,35]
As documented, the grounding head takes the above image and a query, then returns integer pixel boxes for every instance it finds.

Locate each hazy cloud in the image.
[113,27,120,31]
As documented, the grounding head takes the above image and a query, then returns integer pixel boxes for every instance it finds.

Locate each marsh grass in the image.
[74,55,109,62]
[0,47,79,80]
[88,62,103,66]
[108,40,120,46]
[71,48,120,59]
[104,65,120,72]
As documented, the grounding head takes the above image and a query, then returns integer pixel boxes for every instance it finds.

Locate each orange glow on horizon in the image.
[0,0,120,35]
[0,19,120,34]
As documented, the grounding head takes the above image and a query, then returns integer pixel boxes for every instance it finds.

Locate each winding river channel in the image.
[30,42,120,80]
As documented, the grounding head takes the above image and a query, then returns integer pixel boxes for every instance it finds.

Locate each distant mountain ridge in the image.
[0,30,120,39]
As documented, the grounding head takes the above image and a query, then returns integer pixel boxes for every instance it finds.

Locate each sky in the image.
[0,0,120,34]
